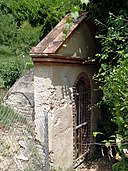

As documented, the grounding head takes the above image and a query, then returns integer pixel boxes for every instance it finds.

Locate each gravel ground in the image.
[0,122,44,171]
[76,157,113,171]
[0,120,114,171]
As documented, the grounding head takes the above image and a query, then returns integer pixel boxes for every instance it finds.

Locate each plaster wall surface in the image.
[56,22,98,59]
[34,63,100,170]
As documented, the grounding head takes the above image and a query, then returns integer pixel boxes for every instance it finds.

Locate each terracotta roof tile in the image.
[30,13,87,55]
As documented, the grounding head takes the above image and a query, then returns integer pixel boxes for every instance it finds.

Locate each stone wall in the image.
[34,64,100,170]
[4,69,34,124]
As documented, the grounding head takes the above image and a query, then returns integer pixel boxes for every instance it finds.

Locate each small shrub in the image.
[0,62,21,88]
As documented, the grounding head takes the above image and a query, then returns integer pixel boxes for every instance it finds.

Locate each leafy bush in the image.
[16,20,42,53]
[97,14,128,135]
[0,62,21,88]
[0,8,41,87]
[3,0,80,36]
[0,11,18,47]
[94,12,128,170]
[102,56,128,135]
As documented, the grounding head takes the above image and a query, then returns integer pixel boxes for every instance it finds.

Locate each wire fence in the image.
[1,88,127,171]
[0,89,45,171]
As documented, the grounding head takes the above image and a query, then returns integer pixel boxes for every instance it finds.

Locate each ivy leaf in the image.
[105,142,110,148]
[80,0,90,5]
[71,6,79,20]
[71,11,79,20]
[109,135,116,139]
[116,134,122,150]
[102,140,110,148]
[65,22,72,31]
[93,132,104,137]
[109,139,115,143]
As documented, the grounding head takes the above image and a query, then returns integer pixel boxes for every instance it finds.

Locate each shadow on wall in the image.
[61,85,72,101]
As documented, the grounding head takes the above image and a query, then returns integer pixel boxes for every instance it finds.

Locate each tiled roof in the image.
[30,13,87,55]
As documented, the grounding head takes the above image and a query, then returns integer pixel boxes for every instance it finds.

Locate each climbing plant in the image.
[87,1,128,170]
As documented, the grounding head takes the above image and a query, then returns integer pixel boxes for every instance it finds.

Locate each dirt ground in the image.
[0,118,115,171]
[76,157,114,171]
[0,122,44,171]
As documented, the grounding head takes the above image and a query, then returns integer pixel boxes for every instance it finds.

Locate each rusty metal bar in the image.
[75,76,91,161]
[75,122,87,130]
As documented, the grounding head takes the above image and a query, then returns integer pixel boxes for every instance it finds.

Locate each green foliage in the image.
[86,0,128,36]
[0,11,18,47]
[0,45,14,57]
[81,1,128,170]
[80,0,90,5]
[0,3,42,87]
[93,7,128,171]
[97,15,128,137]
[0,45,21,87]
[0,88,6,102]
[93,132,104,137]
[16,20,42,53]
[112,157,128,171]
[103,57,128,135]
[71,6,80,19]
[0,62,21,88]
[3,0,79,36]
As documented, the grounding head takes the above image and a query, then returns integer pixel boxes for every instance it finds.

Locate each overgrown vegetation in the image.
[84,0,128,170]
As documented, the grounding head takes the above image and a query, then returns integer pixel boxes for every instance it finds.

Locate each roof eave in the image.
[30,53,98,65]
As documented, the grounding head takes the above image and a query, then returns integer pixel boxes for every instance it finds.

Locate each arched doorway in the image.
[73,73,91,166]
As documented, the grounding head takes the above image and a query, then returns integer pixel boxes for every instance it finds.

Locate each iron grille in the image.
[74,77,91,160]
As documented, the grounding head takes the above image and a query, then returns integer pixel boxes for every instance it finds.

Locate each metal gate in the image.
[73,73,91,167]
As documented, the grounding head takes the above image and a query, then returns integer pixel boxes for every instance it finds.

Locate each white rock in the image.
[19,140,28,149]
[16,154,29,161]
